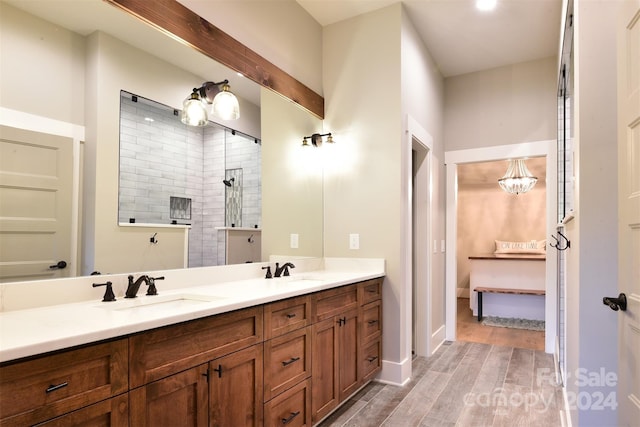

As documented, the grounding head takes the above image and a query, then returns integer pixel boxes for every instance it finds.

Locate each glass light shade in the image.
[212,84,240,120]
[181,92,208,126]
[498,159,538,195]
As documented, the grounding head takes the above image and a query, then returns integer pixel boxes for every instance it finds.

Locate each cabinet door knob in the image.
[366,356,378,363]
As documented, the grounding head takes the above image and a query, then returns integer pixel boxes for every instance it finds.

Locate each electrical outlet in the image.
[433,240,438,253]
[290,233,299,249]
[349,233,359,250]
[441,240,446,253]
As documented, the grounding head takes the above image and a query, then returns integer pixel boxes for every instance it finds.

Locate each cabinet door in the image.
[311,317,339,423]
[338,308,360,400]
[129,364,208,427]
[36,394,128,427]
[209,344,263,427]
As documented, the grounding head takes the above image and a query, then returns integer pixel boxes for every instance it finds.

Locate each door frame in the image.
[404,115,434,359]
[444,140,558,353]
[0,107,84,277]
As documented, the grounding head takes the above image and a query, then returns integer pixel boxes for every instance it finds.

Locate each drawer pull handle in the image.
[286,313,296,319]
[281,411,300,425]
[367,320,378,325]
[366,356,378,363]
[46,382,68,393]
[282,356,301,367]
[366,288,377,293]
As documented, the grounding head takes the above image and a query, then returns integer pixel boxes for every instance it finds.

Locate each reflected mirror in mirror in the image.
[118,91,261,267]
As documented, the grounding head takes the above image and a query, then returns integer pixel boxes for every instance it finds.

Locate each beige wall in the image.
[261,89,323,259]
[444,56,558,151]
[456,183,547,290]
[401,7,446,355]
[0,4,85,125]
[323,3,445,378]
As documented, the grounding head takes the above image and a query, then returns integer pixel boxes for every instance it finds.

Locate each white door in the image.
[617,1,640,425]
[0,125,73,282]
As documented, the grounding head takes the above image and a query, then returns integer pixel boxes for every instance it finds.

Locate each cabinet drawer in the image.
[264,379,311,427]
[312,284,358,321]
[361,339,381,382]
[36,393,128,427]
[129,306,263,388]
[361,300,382,343]
[264,295,311,340]
[264,327,311,402]
[0,339,128,427]
[359,278,382,305]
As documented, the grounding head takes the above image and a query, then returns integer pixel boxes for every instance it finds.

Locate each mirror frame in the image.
[106,0,324,119]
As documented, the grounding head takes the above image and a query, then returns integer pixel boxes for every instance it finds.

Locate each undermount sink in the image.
[95,293,225,314]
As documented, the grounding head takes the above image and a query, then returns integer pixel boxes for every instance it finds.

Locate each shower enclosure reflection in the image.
[118,91,261,267]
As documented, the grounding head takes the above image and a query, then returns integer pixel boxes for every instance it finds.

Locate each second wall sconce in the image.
[302,132,334,147]
[181,79,240,126]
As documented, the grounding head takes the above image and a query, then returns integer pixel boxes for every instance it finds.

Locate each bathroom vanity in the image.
[0,258,383,426]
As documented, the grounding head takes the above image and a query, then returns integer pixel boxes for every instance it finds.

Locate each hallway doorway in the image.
[444,141,557,354]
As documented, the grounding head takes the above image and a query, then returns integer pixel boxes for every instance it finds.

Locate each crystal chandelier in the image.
[498,159,538,195]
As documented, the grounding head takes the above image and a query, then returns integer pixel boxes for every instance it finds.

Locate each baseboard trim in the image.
[430,324,446,355]
[457,288,470,298]
[377,357,411,386]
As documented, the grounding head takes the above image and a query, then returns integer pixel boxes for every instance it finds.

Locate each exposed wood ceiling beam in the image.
[106,0,324,118]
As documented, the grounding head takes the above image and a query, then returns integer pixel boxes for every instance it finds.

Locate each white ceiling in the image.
[5,0,563,102]
[296,0,563,77]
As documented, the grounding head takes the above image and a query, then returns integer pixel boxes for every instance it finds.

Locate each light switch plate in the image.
[349,233,359,250]
[290,233,299,249]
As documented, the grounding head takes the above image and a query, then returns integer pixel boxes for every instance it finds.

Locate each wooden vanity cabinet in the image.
[263,296,312,427]
[128,306,264,427]
[0,276,382,427]
[128,306,263,388]
[0,338,128,427]
[311,278,383,424]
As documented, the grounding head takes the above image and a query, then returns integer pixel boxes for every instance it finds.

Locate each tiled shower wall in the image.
[119,92,260,268]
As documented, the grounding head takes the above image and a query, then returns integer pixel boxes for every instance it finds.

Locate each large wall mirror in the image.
[118,91,262,267]
[0,0,323,281]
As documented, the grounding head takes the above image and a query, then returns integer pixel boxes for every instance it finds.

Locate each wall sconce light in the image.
[498,158,538,195]
[181,79,240,126]
[302,132,334,147]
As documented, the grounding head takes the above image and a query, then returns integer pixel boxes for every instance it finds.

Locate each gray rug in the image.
[482,316,545,331]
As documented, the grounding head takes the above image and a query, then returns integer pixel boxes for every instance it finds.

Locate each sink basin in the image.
[95,293,225,314]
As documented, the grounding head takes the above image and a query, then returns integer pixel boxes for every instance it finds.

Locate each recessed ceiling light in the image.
[476,0,497,11]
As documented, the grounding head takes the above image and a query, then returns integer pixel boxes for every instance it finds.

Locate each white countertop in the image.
[0,258,384,363]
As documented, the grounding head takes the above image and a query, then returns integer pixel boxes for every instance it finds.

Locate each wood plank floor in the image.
[456,297,545,351]
[318,299,562,426]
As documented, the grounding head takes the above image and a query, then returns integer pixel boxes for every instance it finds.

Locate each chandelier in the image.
[498,158,538,195]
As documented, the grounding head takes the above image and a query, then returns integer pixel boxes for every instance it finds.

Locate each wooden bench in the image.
[474,287,545,321]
